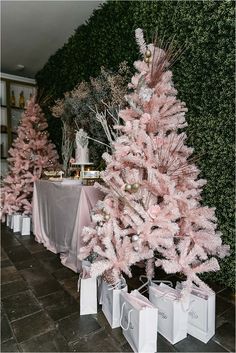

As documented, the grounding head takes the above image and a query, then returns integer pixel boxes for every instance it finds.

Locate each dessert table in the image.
[32,179,103,272]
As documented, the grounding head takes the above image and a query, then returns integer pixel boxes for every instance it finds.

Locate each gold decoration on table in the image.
[11,90,16,106]
[19,91,25,108]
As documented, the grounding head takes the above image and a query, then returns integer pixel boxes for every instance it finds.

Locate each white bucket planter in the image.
[20,216,31,236]
[13,214,21,233]
[10,215,15,229]
[6,214,12,227]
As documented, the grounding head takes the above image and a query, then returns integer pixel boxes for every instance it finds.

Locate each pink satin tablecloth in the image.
[32,180,103,272]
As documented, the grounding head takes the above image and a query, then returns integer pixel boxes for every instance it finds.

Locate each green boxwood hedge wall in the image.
[36,0,235,288]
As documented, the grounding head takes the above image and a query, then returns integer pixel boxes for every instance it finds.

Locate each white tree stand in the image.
[13,214,21,232]
[6,214,12,227]
[21,216,31,236]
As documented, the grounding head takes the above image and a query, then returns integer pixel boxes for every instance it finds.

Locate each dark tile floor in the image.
[1,224,235,352]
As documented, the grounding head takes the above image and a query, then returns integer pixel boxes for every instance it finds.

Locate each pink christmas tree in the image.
[79,29,229,293]
[1,98,59,219]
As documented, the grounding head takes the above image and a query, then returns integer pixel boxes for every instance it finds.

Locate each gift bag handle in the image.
[181,299,195,313]
[120,302,133,331]
[137,276,173,294]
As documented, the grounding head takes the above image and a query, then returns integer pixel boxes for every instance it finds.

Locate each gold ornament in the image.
[125,184,132,191]
[131,183,140,191]
[144,57,149,63]
[148,56,152,63]
[103,208,109,215]
[104,214,110,221]
[145,49,151,58]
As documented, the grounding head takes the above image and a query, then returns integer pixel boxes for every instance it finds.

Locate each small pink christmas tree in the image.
[79,29,229,293]
[1,98,59,219]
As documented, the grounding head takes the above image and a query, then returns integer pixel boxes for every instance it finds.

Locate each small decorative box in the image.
[83,171,100,179]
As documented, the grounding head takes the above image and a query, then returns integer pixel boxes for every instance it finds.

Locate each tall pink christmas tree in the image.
[1,98,59,219]
[79,29,229,294]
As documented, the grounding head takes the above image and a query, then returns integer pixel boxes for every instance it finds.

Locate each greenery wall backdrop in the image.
[36,0,235,288]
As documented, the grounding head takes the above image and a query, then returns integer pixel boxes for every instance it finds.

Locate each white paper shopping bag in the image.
[149,282,189,344]
[102,277,128,328]
[176,282,215,343]
[120,290,158,353]
[79,261,97,315]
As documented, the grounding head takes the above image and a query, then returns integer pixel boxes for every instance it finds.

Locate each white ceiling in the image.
[1,0,103,78]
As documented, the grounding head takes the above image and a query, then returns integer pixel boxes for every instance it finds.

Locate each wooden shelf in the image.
[11,106,25,111]
[1,75,36,175]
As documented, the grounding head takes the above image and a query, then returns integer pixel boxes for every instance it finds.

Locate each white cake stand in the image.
[71,162,94,180]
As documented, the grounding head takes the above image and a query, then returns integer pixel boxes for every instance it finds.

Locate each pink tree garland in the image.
[79,29,230,293]
[1,98,59,219]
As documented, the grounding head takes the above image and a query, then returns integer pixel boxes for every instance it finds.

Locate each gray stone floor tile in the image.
[1,338,20,352]
[14,258,43,271]
[70,328,121,352]
[52,266,76,281]
[11,310,55,343]
[39,256,64,273]
[38,290,80,321]
[57,312,101,343]
[1,266,22,284]
[1,279,28,298]
[59,276,80,301]
[94,311,127,347]
[1,231,22,249]
[5,246,32,264]
[121,342,133,352]
[213,322,235,352]
[216,306,235,329]
[19,329,71,352]
[2,290,41,322]
[217,287,235,305]
[18,237,46,254]
[1,313,13,342]
[14,233,31,241]
[174,334,228,352]
[19,267,62,297]
[1,247,9,260]
[157,334,177,352]
[1,259,13,268]
[34,250,59,261]
[216,294,234,317]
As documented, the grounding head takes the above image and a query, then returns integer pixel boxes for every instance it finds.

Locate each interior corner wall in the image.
[36,0,235,288]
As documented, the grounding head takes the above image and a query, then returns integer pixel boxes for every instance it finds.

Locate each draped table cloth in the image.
[32,179,104,272]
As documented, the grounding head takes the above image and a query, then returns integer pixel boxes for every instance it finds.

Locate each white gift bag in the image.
[13,214,21,232]
[120,290,158,353]
[102,277,128,328]
[79,261,97,315]
[149,282,189,344]
[6,214,12,227]
[20,216,31,236]
[176,282,215,343]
